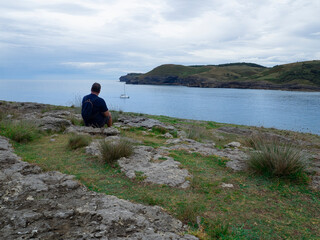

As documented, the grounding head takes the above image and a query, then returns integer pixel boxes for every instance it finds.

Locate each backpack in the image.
[81,96,98,123]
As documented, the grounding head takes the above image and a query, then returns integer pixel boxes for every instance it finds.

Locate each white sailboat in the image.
[120,83,130,98]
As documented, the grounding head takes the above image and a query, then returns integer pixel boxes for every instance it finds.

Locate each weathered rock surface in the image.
[20,110,75,132]
[37,116,72,132]
[0,136,197,239]
[118,146,191,188]
[164,138,248,171]
[310,176,320,191]
[65,125,120,136]
[86,140,192,188]
[118,115,175,130]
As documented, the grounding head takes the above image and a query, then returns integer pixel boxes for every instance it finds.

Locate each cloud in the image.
[0,0,319,79]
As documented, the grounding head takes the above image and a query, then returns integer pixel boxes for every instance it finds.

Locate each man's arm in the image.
[102,111,112,127]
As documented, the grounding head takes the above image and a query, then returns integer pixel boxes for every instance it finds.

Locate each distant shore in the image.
[120,61,320,92]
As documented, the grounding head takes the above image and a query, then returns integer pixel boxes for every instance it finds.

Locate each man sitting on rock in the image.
[82,82,112,128]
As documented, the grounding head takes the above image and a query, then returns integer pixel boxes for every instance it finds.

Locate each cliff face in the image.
[119,61,320,91]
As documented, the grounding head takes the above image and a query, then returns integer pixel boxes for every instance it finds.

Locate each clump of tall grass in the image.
[186,125,211,141]
[68,134,92,150]
[248,135,308,179]
[0,120,40,143]
[99,139,133,165]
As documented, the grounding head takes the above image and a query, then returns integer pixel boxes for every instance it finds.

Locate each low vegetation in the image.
[68,134,92,150]
[248,137,309,180]
[99,139,133,165]
[0,120,40,143]
[186,125,212,141]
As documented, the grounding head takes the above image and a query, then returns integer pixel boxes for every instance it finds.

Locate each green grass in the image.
[68,134,92,150]
[247,136,309,181]
[12,133,320,239]
[99,139,133,165]
[0,120,41,143]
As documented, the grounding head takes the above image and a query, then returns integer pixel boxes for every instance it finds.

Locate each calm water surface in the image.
[1,79,319,135]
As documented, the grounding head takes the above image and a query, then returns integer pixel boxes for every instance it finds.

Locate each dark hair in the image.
[91,82,101,93]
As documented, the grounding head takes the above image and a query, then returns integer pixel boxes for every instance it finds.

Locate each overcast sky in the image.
[1,0,319,80]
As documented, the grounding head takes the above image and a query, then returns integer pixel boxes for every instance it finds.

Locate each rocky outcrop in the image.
[65,125,120,136]
[0,136,197,239]
[117,115,175,130]
[164,138,248,171]
[118,146,191,188]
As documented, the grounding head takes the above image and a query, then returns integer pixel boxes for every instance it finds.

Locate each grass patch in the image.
[0,120,40,143]
[186,125,211,141]
[68,134,92,150]
[134,171,147,182]
[248,136,309,181]
[99,139,133,165]
[69,117,84,126]
[151,126,167,135]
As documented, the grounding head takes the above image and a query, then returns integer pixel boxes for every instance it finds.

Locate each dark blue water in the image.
[1,79,319,135]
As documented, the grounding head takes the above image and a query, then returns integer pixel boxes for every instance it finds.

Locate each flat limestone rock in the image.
[65,125,120,136]
[118,146,191,188]
[118,115,175,130]
[0,136,197,240]
[37,116,72,132]
[165,138,248,171]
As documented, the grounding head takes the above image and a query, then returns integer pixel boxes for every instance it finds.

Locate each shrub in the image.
[99,139,133,165]
[0,120,40,143]
[248,137,308,179]
[68,134,91,150]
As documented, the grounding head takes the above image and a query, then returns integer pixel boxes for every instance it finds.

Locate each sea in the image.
[1,79,320,135]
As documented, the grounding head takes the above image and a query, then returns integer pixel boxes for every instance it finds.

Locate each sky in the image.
[1,0,320,80]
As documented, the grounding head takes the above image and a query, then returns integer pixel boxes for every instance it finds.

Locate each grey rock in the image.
[65,125,120,136]
[221,183,234,188]
[118,146,191,188]
[37,116,72,132]
[118,116,175,130]
[310,176,320,190]
[163,133,173,139]
[0,136,197,239]
[225,142,241,148]
[86,140,102,156]
[42,110,72,118]
[164,137,248,171]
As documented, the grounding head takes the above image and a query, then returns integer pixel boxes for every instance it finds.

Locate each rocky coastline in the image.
[119,74,320,91]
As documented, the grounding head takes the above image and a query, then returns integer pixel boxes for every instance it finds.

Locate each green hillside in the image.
[120,60,320,91]
[251,61,320,86]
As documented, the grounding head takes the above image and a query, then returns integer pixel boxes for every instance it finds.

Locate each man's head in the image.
[91,82,101,94]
